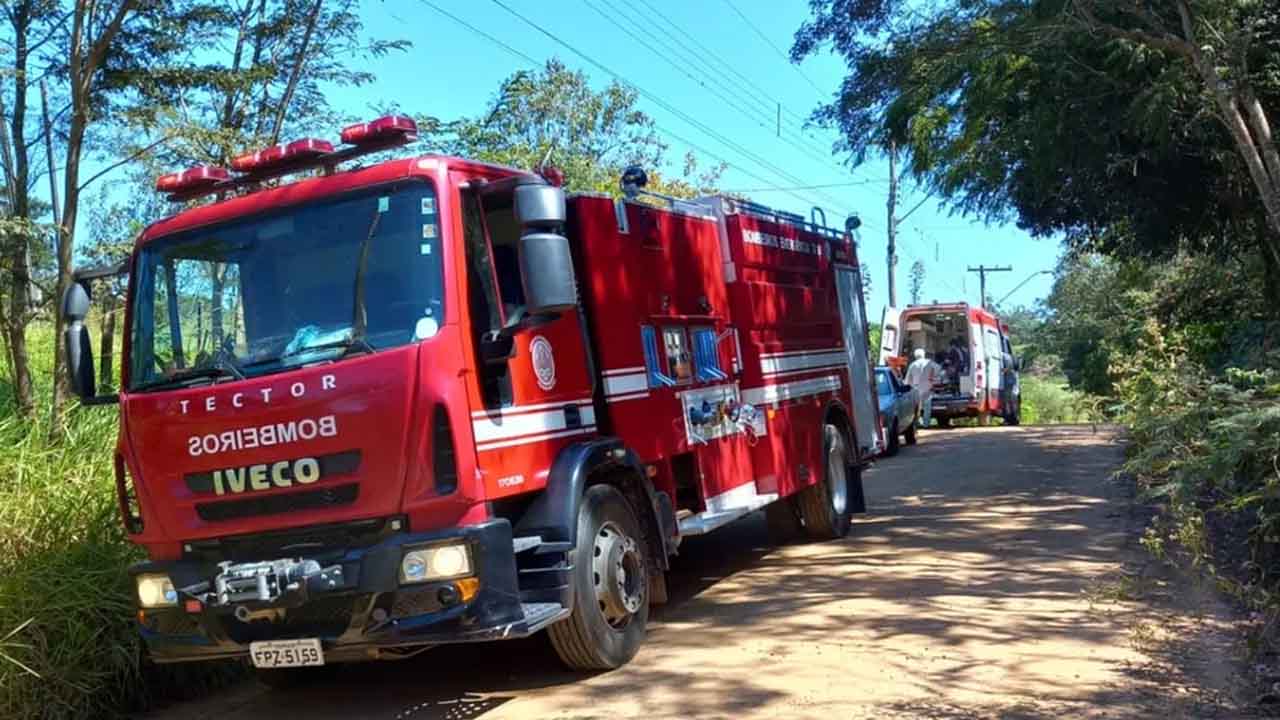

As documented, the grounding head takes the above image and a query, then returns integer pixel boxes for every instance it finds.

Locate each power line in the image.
[724,180,886,193]
[416,0,856,220]
[617,0,842,163]
[720,0,828,99]
[578,0,852,204]
[487,0,856,217]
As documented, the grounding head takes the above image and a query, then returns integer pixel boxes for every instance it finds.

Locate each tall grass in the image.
[0,324,241,719]
[1018,374,1090,425]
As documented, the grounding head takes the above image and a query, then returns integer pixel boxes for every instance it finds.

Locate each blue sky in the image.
[93,0,1063,316]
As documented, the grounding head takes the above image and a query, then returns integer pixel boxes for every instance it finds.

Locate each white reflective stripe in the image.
[471,405,596,443]
[602,366,645,376]
[742,374,842,406]
[759,347,841,359]
[470,399,592,419]
[476,426,597,452]
[759,350,848,376]
[606,392,650,404]
[761,366,847,381]
[603,372,647,396]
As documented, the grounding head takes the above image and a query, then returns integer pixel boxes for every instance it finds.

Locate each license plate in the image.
[249,638,324,668]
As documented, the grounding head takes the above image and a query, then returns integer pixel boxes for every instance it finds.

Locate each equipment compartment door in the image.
[835,266,882,457]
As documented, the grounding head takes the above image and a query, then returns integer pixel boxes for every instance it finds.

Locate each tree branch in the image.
[77,133,172,192]
[1069,0,1192,57]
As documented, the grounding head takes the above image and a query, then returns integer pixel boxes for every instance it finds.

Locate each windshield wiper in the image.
[350,207,382,353]
[278,337,375,362]
[133,364,242,392]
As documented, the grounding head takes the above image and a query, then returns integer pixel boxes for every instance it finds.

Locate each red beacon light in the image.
[231,137,335,174]
[155,165,231,195]
[340,115,418,145]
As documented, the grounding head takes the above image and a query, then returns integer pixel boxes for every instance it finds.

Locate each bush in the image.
[0,326,242,719]
[1018,374,1089,425]
[1115,320,1280,620]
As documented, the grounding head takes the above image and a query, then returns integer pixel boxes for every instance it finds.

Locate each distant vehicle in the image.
[875,366,918,454]
[879,303,1021,426]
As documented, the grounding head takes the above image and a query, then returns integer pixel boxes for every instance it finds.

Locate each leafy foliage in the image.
[792,0,1280,304]
[419,60,724,198]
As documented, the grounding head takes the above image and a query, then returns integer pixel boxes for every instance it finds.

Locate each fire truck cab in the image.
[61,116,881,679]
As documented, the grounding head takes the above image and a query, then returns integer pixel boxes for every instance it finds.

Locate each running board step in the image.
[521,602,570,633]
[678,493,779,536]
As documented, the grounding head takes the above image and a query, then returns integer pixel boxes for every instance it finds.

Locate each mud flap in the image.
[848,464,867,515]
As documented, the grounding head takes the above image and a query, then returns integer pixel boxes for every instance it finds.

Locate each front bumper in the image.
[134,519,568,664]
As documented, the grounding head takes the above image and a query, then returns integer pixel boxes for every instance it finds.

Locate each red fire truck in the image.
[62,116,882,680]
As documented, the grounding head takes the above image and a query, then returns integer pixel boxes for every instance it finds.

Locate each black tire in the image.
[1005,397,1021,426]
[765,496,803,544]
[904,418,918,445]
[885,420,900,456]
[548,484,649,671]
[797,425,853,540]
[935,416,952,429]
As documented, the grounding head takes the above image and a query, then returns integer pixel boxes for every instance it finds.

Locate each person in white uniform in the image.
[905,348,941,428]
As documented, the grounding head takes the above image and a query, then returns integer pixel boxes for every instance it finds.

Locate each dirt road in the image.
[148,426,1240,719]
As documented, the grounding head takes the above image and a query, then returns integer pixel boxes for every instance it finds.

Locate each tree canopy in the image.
[420,59,724,198]
[793,1,1280,305]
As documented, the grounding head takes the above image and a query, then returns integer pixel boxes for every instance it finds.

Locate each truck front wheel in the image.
[549,484,649,670]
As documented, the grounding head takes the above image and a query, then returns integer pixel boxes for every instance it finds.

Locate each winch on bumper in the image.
[133,518,570,664]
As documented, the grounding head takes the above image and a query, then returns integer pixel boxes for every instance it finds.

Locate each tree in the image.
[792,1,1280,310]
[0,1,63,416]
[420,60,724,197]
[908,259,925,305]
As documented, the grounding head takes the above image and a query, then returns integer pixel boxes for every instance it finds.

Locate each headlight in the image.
[400,543,472,584]
[136,574,178,608]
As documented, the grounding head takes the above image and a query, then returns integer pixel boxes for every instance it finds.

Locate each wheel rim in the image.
[827,442,848,516]
[592,520,645,629]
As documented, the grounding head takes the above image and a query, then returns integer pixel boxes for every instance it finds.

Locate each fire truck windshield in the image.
[129,181,443,391]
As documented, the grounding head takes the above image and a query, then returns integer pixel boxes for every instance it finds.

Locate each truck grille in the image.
[186,516,399,562]
[195,483,359,522]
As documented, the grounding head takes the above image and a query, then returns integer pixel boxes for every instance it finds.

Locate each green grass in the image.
[0,323,242,719]
[1019,374,1091,425]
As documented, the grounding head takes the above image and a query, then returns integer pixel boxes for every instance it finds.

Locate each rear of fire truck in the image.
[60,115,663,682]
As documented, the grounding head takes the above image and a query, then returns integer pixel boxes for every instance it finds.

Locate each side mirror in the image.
[62,281,97,400]
[514,183,577,315]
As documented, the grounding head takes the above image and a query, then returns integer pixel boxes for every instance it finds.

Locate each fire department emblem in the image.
[531,335,556,390]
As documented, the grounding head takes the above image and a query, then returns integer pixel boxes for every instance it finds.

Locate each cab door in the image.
[982,324,1003,412]
[878,305,901,366]
[454,171,595,499]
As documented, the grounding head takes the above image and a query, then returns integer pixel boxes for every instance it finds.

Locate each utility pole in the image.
[884,141,934,307]
[967,265,1012,308]
[886,141,898,307]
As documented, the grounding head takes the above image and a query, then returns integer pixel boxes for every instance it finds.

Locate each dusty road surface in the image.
[147,426,1239,720]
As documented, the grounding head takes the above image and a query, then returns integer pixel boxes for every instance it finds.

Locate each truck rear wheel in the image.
[549,484,649,671]
[797,425,852,540]
[765,496,803,543]
[885,420,901,456]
